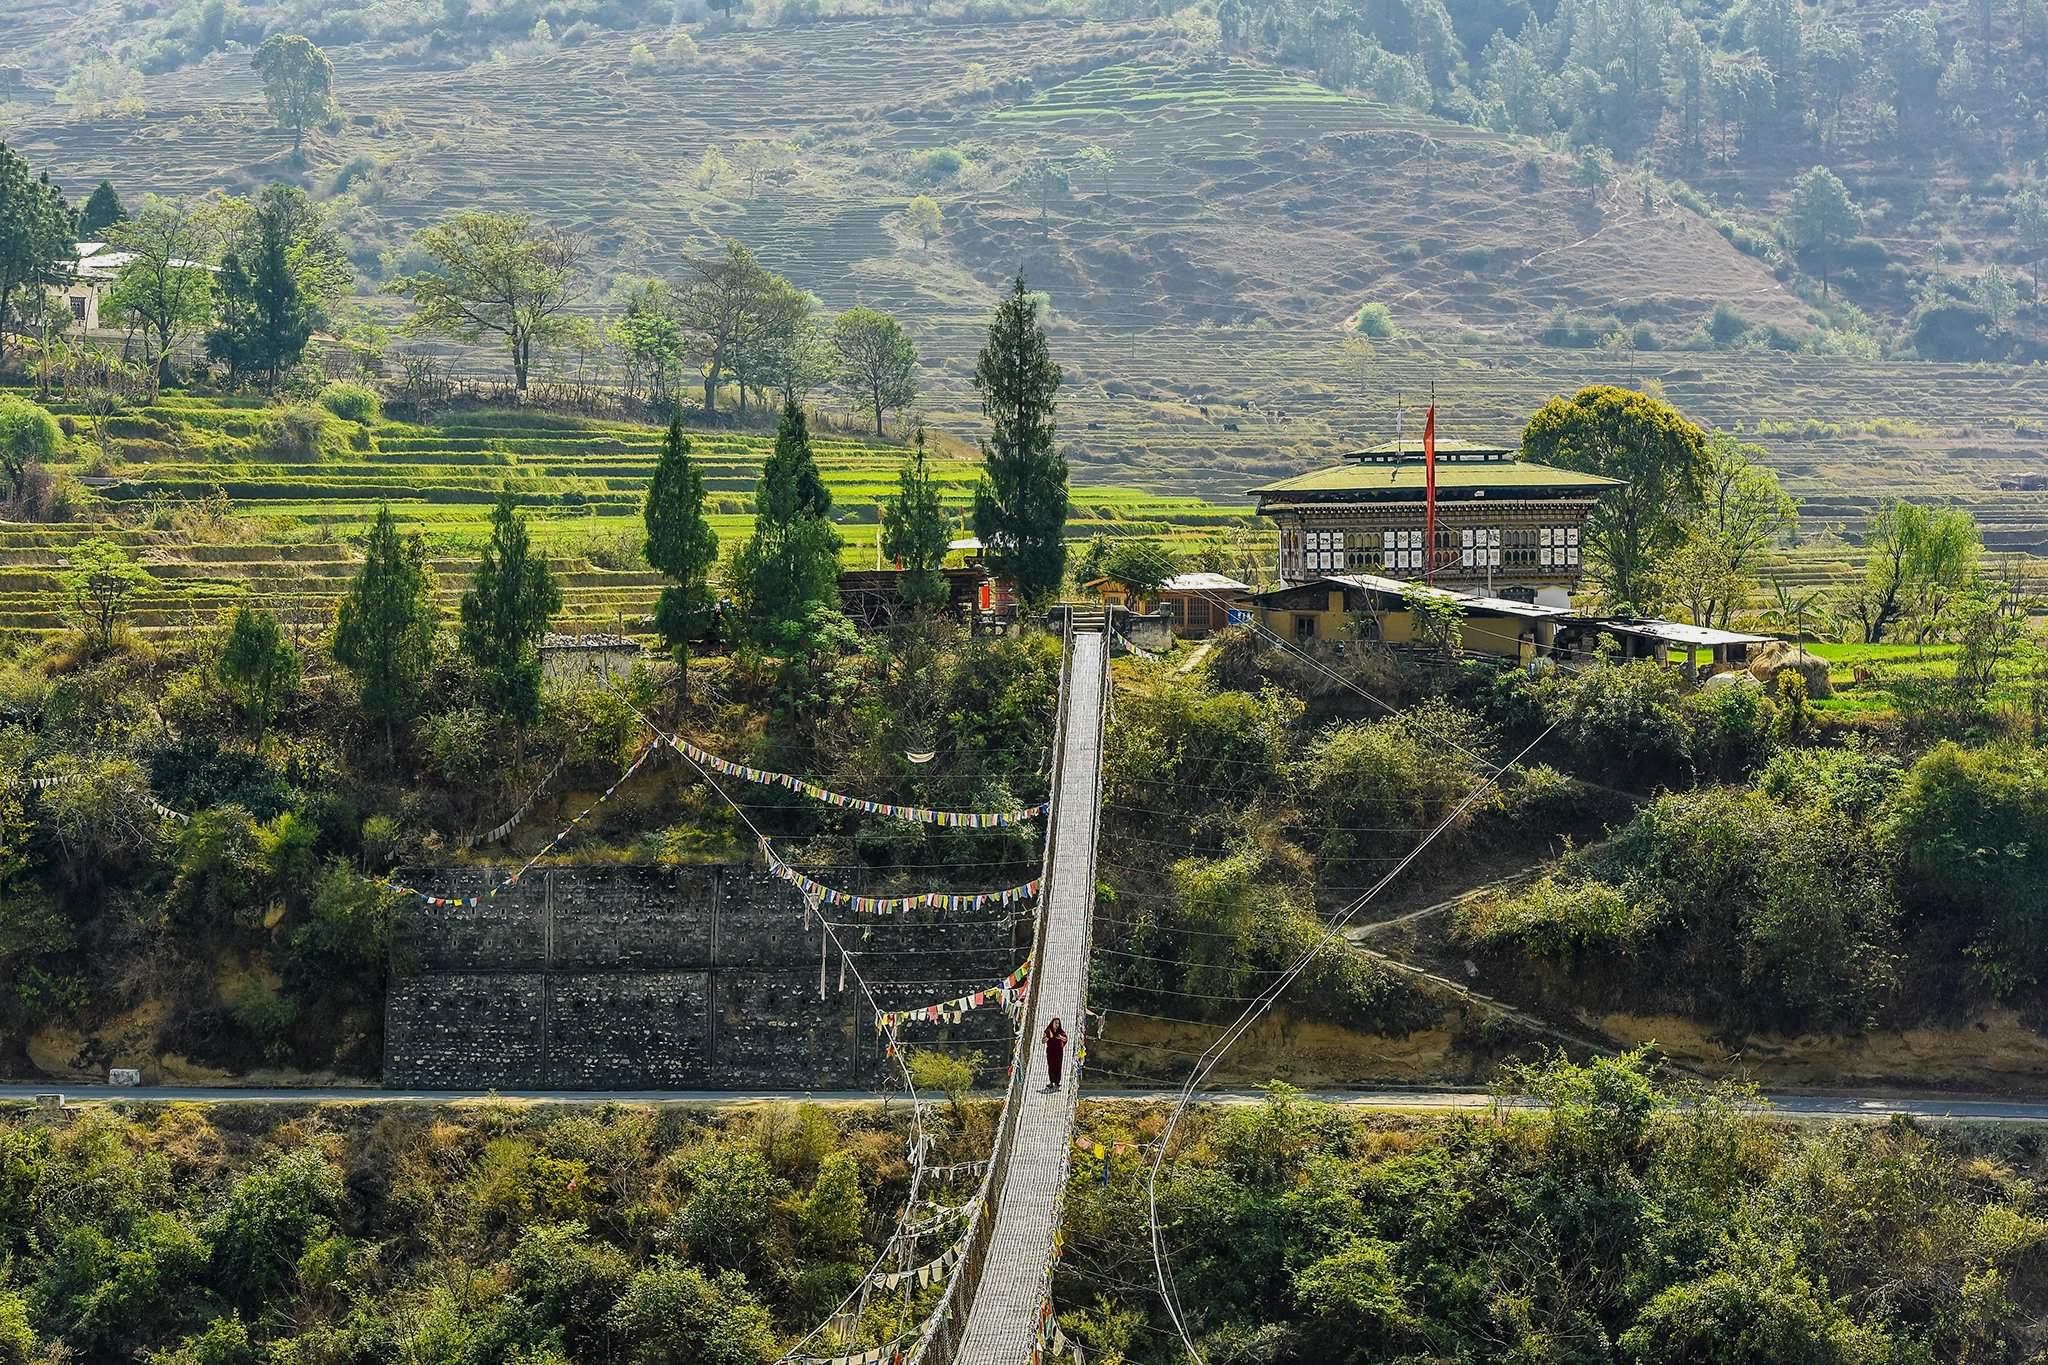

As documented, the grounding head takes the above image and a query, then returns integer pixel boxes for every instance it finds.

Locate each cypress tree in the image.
[216,605,300,744]
[459,492,561,735]
[331,505,438,757]
[732,399,843,646]
[77,181,126,237]
[644,410,719,687]
[970,275,1066,609]
[882,423,950,614]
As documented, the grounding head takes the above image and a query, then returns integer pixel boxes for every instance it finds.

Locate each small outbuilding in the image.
[1585,618,1775,678]
[1251,573,1575,661]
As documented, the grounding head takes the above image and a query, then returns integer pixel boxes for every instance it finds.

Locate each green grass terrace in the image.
[0,393,1252,637]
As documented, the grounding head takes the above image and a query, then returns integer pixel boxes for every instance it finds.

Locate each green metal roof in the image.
[1351,437,1516,458]
[1249,459,1623,499]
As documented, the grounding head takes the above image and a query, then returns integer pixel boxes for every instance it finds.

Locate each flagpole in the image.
[1423,383,1437,585]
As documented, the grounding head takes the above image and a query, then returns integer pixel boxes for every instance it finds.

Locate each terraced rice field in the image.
[0,393,1247,637]
[993,61,1353,119]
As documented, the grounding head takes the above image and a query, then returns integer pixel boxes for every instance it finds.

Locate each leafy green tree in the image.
[1786,167,1862,297]
[1101,538,1180,602]
[677,239,774,414]
[216,605,300,743]
[393,212,583,393]
[797,1151,866,1260]
[0,394,60,508]
[77,180,126,238]
[208,185,350,390]
[0,143,75,364]
[1015,158,1070,222]
[1522,385,1709,611]
[206,1149,342,1312]
[971,276,1067,609]
[1840,499,1981,643]
[251,34,336,155]
[62,538,149,654]
[906,193,942,251]
[831,305,917,438]
[1670,434,1797,628]
[459,493,561,733]
[1403,584,1467,659]
[881,423,950,613]
[104,195,231,390]
[645,410,719,682]
[1972,265,2018,332]
[738,278,829,408]
[1879,8,1942,125]
[1076,143,1117,192]
[610,277,690,410]
[1574,144,1615,209]
[610,1257,776,1365]
[1805,20,1863,148]
[331,505,438,755]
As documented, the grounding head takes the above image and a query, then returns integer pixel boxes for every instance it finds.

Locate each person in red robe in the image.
[1043,1017,1068,1091]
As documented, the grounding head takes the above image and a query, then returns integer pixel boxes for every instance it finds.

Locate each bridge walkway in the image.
[946,620,1107,1364]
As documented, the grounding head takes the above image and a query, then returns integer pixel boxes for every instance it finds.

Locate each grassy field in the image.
[8,14,2048,608]
[0,390,1249,636]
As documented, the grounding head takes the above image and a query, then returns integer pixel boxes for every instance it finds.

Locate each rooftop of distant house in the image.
[71,241,217,282]
[1249,435,1623,501]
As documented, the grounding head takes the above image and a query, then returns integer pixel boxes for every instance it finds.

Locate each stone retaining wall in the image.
[385,865,1024,1090]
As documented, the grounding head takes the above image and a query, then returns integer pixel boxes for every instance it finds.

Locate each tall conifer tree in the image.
[970,275,1066,608]
[733,400,842,643]
[332,505,438,756]
[644,410,719,687]
[459,493,560,736]
[882,423,950,614]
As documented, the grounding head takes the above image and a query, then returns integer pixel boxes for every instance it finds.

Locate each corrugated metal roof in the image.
[1597,619,1775,647]
[1159,572,1251,593]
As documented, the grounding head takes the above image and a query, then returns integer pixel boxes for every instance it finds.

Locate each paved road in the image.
[6,1083,2048,1123]
[954,627,1106,1363]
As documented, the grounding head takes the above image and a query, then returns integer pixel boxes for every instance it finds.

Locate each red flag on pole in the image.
[1423,403,1437,583]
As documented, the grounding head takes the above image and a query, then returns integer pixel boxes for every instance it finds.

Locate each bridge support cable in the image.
[1139,714,1565,1364]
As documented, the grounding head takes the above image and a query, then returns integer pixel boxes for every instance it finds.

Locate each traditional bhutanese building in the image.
[1248,437,1621,608]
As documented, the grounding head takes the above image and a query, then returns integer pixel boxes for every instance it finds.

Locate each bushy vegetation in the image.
[1095,668,1601,1051]
[1061,1055,2048,1364]
[1456,737,2048,1029]
[0,1099,939,1364]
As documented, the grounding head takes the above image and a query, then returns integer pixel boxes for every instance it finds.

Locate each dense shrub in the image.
[1545,659,1694,777]
[1457,786,1899,1029]
[1294,699,1487,854]
[257,406,347,460]
[317,382,381,424]
[1103,675,1299,814]
[1890,743,2048,996]
[1353,301,1396,338]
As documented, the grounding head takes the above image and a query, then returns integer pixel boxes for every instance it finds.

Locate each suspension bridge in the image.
[940,614,1106,1363]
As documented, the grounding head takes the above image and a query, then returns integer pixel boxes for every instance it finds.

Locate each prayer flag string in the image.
[665,734,1047,828]
[875,961,1031,1033]
[762,841,1041,917]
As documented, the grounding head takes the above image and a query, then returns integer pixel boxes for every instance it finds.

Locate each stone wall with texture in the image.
[385,865,1026,1090]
